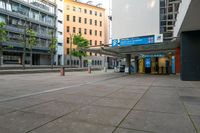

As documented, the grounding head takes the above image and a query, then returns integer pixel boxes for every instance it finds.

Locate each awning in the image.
[87,41,179,57]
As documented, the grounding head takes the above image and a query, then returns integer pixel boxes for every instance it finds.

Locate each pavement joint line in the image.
[132,109,183,115]
[118,127,157,133]
[0,75,127,103]
[179,98,199,133]
[111,78,156,133]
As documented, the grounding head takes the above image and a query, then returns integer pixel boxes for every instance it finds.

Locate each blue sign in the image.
[145,58,151,68]
[112,39,119,47]
[172,56,175,74]
[112,35,155,47]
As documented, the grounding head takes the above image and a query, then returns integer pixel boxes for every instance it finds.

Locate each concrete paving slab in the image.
[0,111,54,133]
[114,128,155,133]
[0,97,51,110]
[92,97,138,109]
[134,99,185,114]
[22,100,82,117]
[146,87,178,96]
[29,119,115,133]
[0,107,16,116]
[55,94,99,105]
[106,92,143,100]
[120,110,196,133]
[62,105,130,126]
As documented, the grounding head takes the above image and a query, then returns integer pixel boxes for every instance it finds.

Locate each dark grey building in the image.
[0,0,56,65]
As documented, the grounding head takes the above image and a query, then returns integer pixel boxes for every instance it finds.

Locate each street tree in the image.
[49,30,57,69]
[26,29,36,66]
[0,22,7,66]
[71,34,89,68]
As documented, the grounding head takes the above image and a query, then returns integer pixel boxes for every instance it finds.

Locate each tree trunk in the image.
[79,56,82,68]
[51,53,54,69]
[0,44,3,66]
[30,49,32,66]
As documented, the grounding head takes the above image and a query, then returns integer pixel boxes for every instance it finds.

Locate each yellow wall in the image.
[64,0,106,55]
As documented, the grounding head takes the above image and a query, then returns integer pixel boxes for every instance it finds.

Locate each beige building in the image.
[64,0,107,67]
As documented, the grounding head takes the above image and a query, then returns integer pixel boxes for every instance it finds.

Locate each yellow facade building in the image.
[64,0,107,67]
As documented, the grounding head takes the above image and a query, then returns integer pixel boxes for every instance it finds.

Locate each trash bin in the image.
[60,67,65,76]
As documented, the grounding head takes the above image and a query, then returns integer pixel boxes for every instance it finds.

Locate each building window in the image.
[67,15,70,21]
[84,9,87,14]
[58,31,62,35]
[95,20,97,26]
[89,29,92,35]
[100,41,102,46]
[79,28,81,34]
[78,8,81,12]
[90,10,92,15]
[67,26,70,32]
[90,40,92,45]
[73,6,76,11]
[84,29,87,35]
[99,31,102,37]
[84,18,87,24]
[95,40,97,46]
[94,11,97,16]
[73,27,76,33]
[90,53,92,56]
[100,12,102,17]
[66,5,70,10]
[67,37,70,44]
[79,17,81,23]
[73,16,76,22]
[90,19,92,25]
[95,30,97,36]
[58,9,63,13]
[100,21,102,27]
[58,20,62,24]
[67,48,70,54]
[58,43,62,46]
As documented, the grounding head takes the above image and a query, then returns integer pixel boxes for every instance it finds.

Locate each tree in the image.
[49,30,57,69]
[0,22,8,66]
[26,29,36,66]
[71,34,89,68]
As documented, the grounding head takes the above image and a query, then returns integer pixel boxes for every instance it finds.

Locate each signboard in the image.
[154,34,163,43]
[112,34,163,47]
[143,54,165,58]
[120,35,154,47]
[145,58,151,68]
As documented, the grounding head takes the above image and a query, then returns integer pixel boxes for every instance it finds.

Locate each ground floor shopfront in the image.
[2,50,50,65]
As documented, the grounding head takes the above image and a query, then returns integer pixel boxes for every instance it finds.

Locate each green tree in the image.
[26,29,36,66]
[0,22,8,66]
[71,34,89,68]
[49,30,57,69]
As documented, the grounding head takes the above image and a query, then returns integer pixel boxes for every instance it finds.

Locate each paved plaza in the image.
[0,71,200,133]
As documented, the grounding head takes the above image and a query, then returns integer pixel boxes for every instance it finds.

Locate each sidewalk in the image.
[0,73,199,133]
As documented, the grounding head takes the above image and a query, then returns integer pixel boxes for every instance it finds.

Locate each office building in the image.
[0,0,57,65]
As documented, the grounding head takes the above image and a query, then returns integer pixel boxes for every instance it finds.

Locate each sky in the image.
[80,0,110,10]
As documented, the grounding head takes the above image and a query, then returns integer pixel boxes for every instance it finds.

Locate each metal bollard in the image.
[88,66,91,74]
[60,67,65,76]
